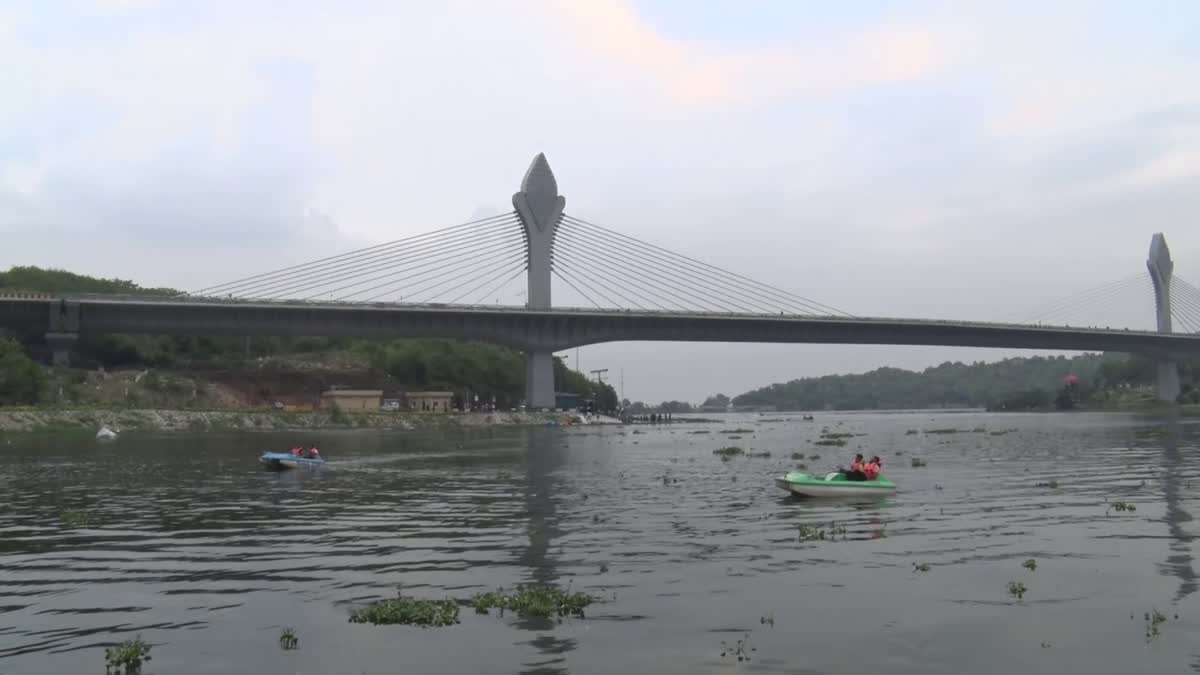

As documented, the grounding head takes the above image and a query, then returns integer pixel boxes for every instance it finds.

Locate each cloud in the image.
[91,0,157,11]
[1107,128,1200,193]
[545,2,943,105]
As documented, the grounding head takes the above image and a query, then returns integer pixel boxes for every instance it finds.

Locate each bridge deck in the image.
[2,293,1197,357]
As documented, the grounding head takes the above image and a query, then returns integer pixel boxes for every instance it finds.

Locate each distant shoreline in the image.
[0,408,621,433]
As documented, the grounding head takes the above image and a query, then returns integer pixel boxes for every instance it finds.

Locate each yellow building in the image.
[407,391,454,413]
[320,389,383,413]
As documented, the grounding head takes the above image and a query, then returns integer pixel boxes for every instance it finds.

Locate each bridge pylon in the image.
[1147,233,1181,402]
[513,153,565,409]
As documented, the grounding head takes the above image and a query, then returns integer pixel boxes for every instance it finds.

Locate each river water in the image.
[2,411,1200,675]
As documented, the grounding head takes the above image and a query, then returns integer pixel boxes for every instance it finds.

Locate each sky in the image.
[2,0,1199,402]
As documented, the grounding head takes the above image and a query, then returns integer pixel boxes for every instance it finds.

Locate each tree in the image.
[0,337,46,405]
[657,400,694,413]
[594,383,619,413]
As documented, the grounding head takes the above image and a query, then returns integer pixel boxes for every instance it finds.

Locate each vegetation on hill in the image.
[0,337,46,405]
[731,353,1200,411]
[0,265,176,296]
[0,267,618,411]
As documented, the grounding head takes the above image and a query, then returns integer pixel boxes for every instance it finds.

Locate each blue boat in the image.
[259,451,325,470]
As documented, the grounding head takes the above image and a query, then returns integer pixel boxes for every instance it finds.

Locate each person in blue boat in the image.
[844,453,867,481]
[306,445,321,459]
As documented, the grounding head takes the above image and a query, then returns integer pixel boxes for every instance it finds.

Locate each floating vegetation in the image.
[720,634,755,662]
[60,510,91,528]
[910,458,927,468]
[1035,479,1060,489]
[913,562,932,573]
[470,584,594,620]
[905,429,918,435]
[795,463,808,470]
[632,430,644,435]
[808,453,821,460]
[348,591,460,627]
[278,627,299,650]
[814,439,847,447]
[720,428,754,434]
[760,611,775,627]
[727,435,743,440]
[971,427,987,433]
[747,451,771,458]
[598,563,609,574]
[925,428,961,435]
[1007,581,1027,601]
[791,451,805,460]
[798,522,846,542]
[105,636,151,675]
[1022,559,1038,572]
[1110,501,1136,513]
[713,446,745,460]
[1144,608,1169,641]
[689,430,711,434]
[820,432,855,440]
[797,524,826,541]
[989,430,1013,436]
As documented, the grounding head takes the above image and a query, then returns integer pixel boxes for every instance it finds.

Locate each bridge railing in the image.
[0,291,1182,338]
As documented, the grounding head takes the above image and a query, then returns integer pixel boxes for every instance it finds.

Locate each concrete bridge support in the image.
[1147,233,1181,402]
[46,299,79,367]
[513,153,565,409]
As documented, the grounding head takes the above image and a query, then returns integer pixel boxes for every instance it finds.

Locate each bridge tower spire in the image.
[513,153,565,409]
[1147,233,1181,402]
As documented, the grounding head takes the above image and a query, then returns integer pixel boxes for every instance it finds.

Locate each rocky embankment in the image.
[0,408,622,433]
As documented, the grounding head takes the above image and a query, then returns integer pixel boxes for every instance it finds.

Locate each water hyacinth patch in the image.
[470,584,595,620]
[348,591,461,628]
[713,446,744,460]
[104,636,151,675]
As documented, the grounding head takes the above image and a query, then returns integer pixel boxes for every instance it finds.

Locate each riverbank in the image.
[0,408,623,433]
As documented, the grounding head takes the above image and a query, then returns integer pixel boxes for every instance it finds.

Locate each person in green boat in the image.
[844,454,868,481]
[863,456,882,480]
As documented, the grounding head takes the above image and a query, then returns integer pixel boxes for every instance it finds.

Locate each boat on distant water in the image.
[258,451,325,470]
[774,471,895,497]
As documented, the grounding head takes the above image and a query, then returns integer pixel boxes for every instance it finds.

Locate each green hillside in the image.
[732,353,1200,410]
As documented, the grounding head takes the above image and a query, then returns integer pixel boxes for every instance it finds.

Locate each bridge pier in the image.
[513,153,565,409]
[525,351,556,409]
[45,332,78,367]
[46,299,80,367]
[1147,233,1181,402]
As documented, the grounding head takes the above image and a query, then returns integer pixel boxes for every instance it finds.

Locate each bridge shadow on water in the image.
[1159,413,1197,605]
[513,428,574,675]
[1150,411,1200,673]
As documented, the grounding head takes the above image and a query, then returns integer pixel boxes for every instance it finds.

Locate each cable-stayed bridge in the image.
[2,153,1199,407]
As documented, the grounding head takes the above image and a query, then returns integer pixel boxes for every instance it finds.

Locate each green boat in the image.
[774,471,896,497]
